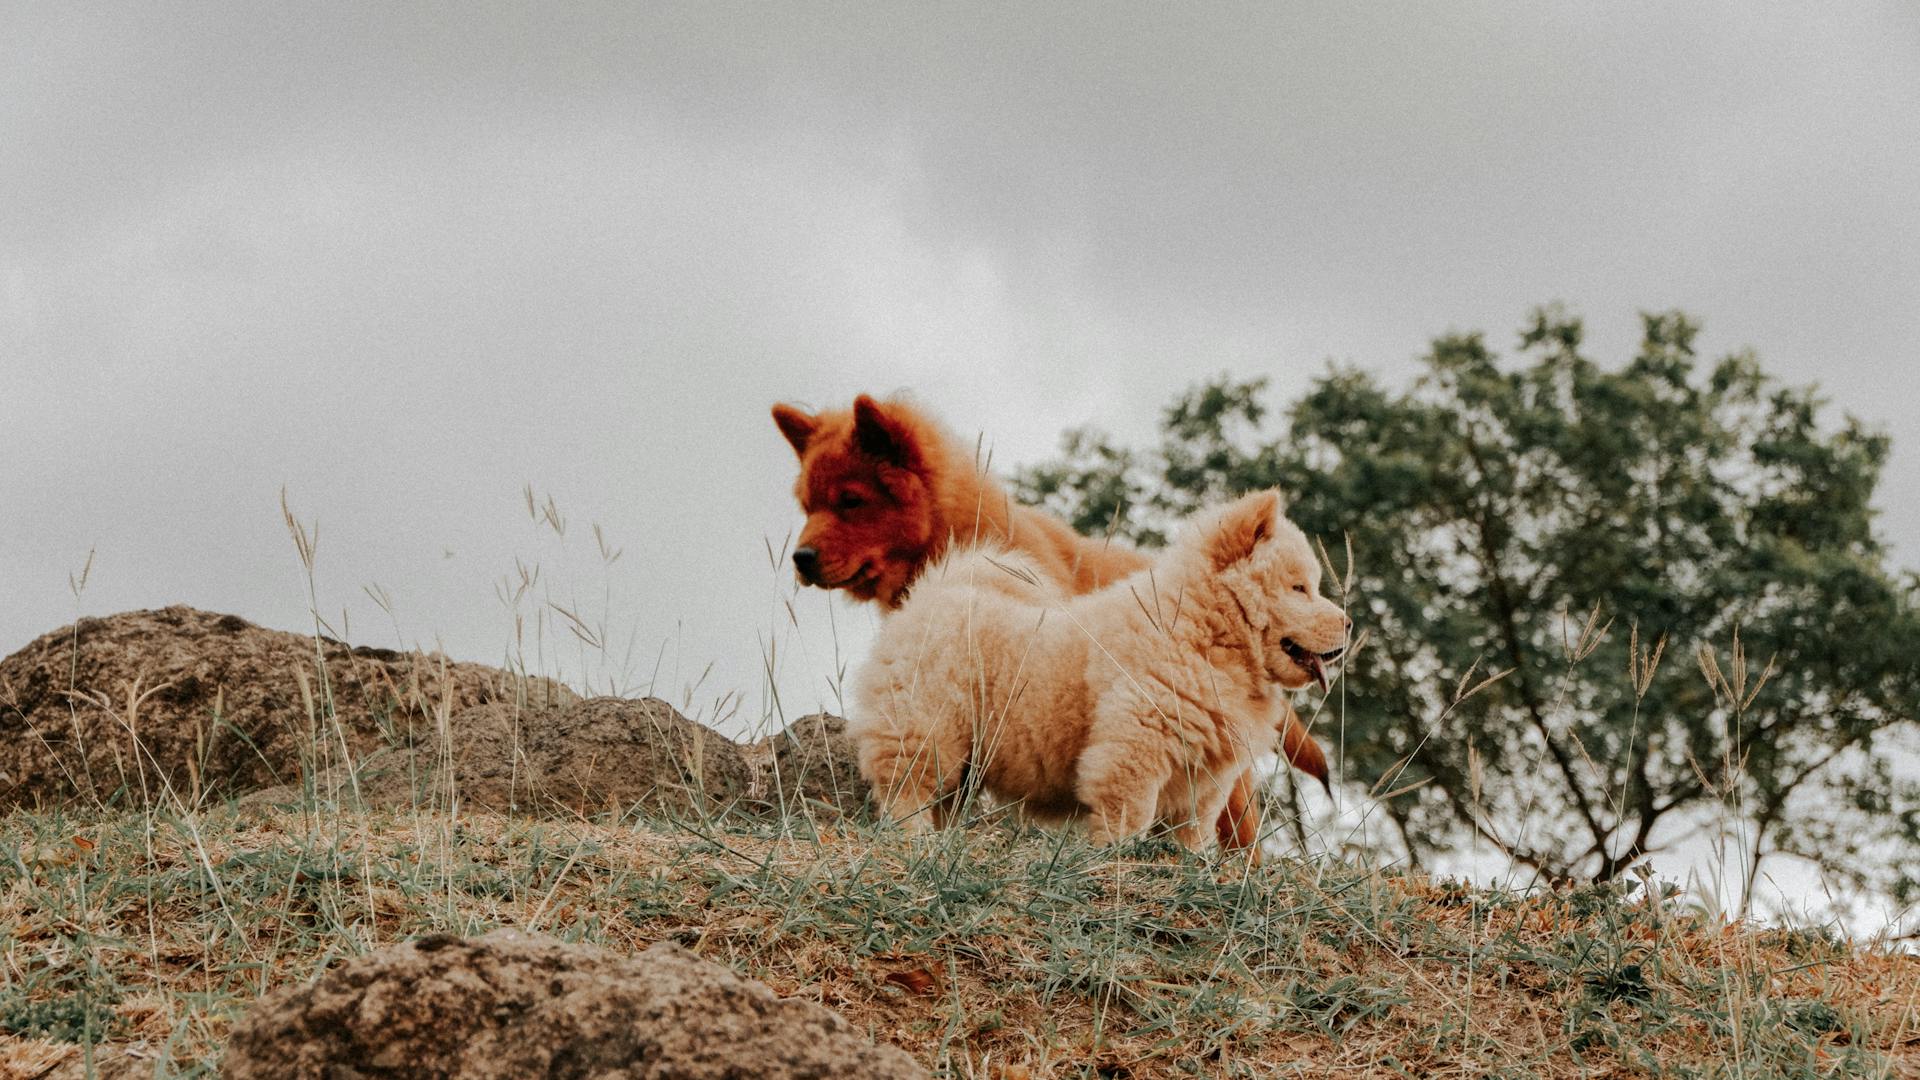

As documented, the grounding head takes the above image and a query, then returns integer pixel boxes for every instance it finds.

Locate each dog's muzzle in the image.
[1282,637,1344,692]
[792,546,823,584]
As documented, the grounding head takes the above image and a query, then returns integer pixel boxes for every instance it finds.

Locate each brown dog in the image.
[772,394,1329,853]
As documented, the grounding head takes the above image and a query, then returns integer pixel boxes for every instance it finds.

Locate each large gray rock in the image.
[533,697,756,815]
[747,712,872,819]
[0,606,572,810]
[1,606,851,823]
[220,929,926,1080]
[253,696,756,817]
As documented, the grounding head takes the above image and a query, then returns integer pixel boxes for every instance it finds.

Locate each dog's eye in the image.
[1292,584,1308,594]
[835,491,865,512]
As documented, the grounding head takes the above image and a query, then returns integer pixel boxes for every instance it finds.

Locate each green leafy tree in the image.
[1019,307,1920,909]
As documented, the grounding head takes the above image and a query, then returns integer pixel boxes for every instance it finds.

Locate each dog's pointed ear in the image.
[852,394,921,469]
[771,404,818,457]
[1206,490,1281,570]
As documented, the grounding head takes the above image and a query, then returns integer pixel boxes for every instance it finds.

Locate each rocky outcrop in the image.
[314,696,757,816]
[747,712,871,818]
[0,607,861,822]
[0,607,572,810]
[220,929,927,1079]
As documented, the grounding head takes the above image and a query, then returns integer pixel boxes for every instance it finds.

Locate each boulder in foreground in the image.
[220,928,927,1080]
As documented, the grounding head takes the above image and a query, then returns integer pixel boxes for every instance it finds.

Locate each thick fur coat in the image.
[848,490,1349,849]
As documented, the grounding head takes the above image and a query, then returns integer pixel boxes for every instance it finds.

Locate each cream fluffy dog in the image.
[849,489,1350,849]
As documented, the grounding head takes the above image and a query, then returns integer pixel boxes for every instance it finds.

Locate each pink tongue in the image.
[1307,655,1328,693]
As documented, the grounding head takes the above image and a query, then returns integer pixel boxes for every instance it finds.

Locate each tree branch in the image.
[1460,431,1613,857]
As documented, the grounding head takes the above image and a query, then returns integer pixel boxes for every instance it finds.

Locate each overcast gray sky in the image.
[5,2,1917,827]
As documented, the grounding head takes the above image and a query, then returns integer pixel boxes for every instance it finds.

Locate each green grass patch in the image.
[1,801,1913,1078]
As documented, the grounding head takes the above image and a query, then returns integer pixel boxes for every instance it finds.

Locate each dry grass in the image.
[3,798,1916,1079]
[7,492,1915,1077]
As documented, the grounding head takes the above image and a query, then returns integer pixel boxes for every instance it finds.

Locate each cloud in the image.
[5,3,1917,742]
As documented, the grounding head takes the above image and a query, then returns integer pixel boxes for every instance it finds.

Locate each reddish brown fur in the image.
[772,394,1328,855]
[772,396,1142,605]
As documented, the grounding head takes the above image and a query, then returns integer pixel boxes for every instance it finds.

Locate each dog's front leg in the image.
[1171,777,1238,853]
[856,714,969,835]
[1075,736,1171,846]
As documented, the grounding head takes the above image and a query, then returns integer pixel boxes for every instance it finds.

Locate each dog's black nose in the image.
[792,546,821,582]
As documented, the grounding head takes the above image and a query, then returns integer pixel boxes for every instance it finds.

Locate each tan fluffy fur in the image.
[849,489,1349,849]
